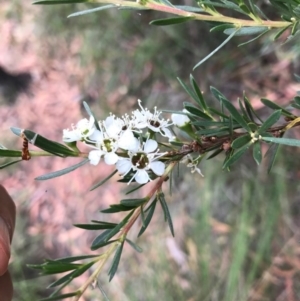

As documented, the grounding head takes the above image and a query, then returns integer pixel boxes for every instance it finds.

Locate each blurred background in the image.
[1,0,300,300]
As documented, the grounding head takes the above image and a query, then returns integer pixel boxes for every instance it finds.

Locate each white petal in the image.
[104,152,119,165]
[161,127,173,139]
[62,129,81,142]
[150,161,165,176]
[88,150,102,165]
[116,159,132,175]
[135,170,150,184]
[89,129,103,142]
[144,139,157,153]
[119,132,139,152]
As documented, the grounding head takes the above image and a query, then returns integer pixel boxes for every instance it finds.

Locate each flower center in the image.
[102,139,115,152]
[131,152,149,169]
[149,120,160,128]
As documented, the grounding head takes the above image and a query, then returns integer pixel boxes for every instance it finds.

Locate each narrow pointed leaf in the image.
[120,198,147,207]
[35,159,89,180]
[265,143,280,174]
[190,74,208,110]
[68,5,115,18]
[252,142,262,165]
[0,159,23,169]
[108,242,124,281]
[194,29,238,69]
[260,98,294,117]
[83,101,100,131]
[101,204,136,213]
[224,26,267,36]
[39,292,80,301]
[223,142,251,169]
[125,239,143,253]
[258,110,281,134]
[91,211,134,250]
[158,193,174,237]
[48,261,95,288]
[0,149,22,157]
[50,255,99,263]
[138,199,157,237]
[74,222,117,230]
[23,130,77,157]
[231,135,251,149]
[90,170,117,191]
[183,103,212,120]
[150,16,193,26]
[262,136,300,147]
[221,98,251,132]
[125,184,145,195]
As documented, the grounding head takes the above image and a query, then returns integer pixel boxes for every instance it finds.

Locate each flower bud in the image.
[171,110,190,127]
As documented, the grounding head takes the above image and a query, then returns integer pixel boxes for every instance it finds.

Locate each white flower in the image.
[132,100,172,137]
[181,154,204,177]
[116,138,166,184]
[63,116,96,142]
[171,110,190,127]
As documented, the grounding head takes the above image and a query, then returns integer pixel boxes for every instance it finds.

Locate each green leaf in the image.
[138,199,157,237]
[35,159,89,180]
[108,242,124,281]
[224,26,267,36]
[48,255,99,263]
[207,148,223,160]
[101,204,136,213]
[120,198,147,207]
[243,94,263,123]
[90,170,118,191]
[260,98,294,117]
[265,143,280,174]
[238,29,269,47]
[194,28,238,69]
[231,135,251,149]
[82,101,100,131]
[39,292,80,301]
[150,16,193,26]
[0,159,23,169]
[262,136,300,147]
[125,238,143,253]
[210,24,235,32]
[23,130,77,157]
[183,103,212,120]
[252,142,262,165]
[30,262,80,274]
[177,77,199,104]
[91,211,134,250]
[190,74,208,111]
[68,5,115,17]
[174,5,203,12]
[257,110,282,134]
[33,0,87,4]
[273,25,292,40]
[0,149,22,157]
[158,192,174,237]
[221,98,251,132]
[125,184,146,195]
[74,221,117,230]
[48,261,94,288]
[223,142,251,169]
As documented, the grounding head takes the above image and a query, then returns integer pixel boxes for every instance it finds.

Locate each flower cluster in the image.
[62,100,173,184]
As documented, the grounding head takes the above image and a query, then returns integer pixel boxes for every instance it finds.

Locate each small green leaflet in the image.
[150,16,194,26]
[158,192,174,237]
[262,136,300,147]
[68,5,115,18]
[35,159,89,180]
[108,242,124,281]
